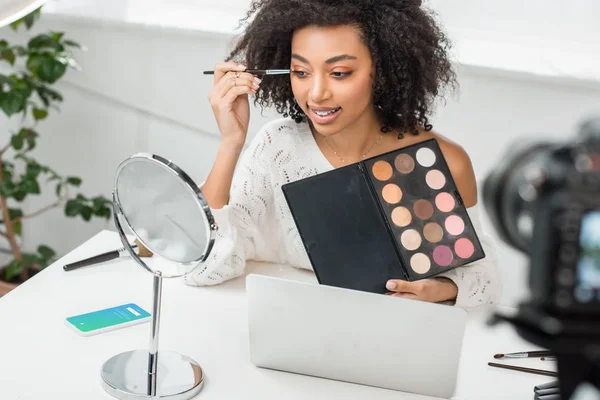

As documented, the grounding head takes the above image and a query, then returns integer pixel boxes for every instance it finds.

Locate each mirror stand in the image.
[100,197,204,400]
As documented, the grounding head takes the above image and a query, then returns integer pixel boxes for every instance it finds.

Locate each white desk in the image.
[0,230,555,400]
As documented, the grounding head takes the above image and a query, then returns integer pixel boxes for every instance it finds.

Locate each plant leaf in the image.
[13,190,27,201]
[51,32,65,42]
[26,161,42,178]
[4,259,22,281]
[0,180,16,197]
[12,45,27,56]
[1,49,16,65]
[37,245,55,260]
[9,6,41,32]
[36,85,63,107]
[32,108,48,120]
[63,40,82,49]
[10,20,23,32]
[28,34,61,51]
[8,208,23,220]
[65,199,82,216]
[66,176,82,187]
[21,178,40,194]
[24,129,39,151]
[0,74,14,87]
[81,206,92,221]
[23,7,42,29]
[1,89,28,116]
[21,253,39,269]
[27,54,68,84]
[10,133,24,150]
[13,220,22,237]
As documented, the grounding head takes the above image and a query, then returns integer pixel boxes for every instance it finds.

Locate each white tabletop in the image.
[0,230,555,400]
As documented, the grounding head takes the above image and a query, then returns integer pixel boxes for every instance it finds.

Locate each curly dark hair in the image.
[225,0,456,137]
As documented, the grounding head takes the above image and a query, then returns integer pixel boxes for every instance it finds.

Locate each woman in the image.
[185,0,500,308]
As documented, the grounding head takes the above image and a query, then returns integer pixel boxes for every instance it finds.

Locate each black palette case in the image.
[281,139,485,294]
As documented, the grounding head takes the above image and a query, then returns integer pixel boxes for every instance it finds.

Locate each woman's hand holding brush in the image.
[207,62,261,147]
[202,62,262,209]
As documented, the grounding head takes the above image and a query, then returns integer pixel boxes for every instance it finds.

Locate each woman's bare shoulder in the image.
[427,131,478,207]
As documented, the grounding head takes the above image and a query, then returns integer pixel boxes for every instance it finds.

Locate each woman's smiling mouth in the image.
[309,106,342,124]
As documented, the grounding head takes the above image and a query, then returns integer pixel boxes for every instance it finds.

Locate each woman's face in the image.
[290,24,376,136]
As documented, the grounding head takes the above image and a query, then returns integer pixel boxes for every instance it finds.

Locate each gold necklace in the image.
[324,133,384,164]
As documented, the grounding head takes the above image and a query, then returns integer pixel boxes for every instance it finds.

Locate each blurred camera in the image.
[482,116,600,399]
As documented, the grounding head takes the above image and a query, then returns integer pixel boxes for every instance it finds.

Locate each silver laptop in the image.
[247,274,467,398]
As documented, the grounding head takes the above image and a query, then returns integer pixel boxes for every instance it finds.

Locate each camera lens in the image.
[482,141,555,253]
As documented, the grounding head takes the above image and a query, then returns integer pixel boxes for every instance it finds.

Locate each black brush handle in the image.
[63,250,120,271]
[488,362,557,377]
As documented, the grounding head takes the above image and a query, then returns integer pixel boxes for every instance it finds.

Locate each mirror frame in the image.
[112,153,217,273]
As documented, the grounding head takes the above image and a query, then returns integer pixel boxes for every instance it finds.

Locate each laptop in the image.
[246,274,467,398]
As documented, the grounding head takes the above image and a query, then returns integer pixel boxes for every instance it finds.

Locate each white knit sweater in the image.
[184,118,500,309]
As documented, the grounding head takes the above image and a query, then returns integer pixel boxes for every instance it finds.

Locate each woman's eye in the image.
[332,71,352,78]
[292,70,307,77]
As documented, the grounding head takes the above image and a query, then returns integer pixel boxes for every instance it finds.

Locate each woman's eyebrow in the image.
[291,53,358,65]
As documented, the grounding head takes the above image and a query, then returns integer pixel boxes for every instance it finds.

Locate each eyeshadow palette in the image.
[281,138,486,293]
[362,139,485,281]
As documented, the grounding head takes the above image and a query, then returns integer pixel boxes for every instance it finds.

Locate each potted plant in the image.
[0,7,112,295]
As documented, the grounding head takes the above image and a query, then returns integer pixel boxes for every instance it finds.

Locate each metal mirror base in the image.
[101,350,204,400]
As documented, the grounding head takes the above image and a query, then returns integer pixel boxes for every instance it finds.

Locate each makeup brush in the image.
[488,362,557,377]
[493,350,553,359]
[63,240,153,271]
[135,239,153,257]
[202,69,291,75]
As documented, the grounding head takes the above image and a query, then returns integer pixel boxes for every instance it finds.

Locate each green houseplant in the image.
[0,7,112,294]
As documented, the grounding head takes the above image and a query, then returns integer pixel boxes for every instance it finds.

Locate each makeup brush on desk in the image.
[63,239,153,271]
[487,362,557,377]
[494,350,554,359]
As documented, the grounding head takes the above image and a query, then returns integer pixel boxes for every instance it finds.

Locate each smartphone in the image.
[65,303,151,336]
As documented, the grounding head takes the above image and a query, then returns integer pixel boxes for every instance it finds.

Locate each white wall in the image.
[0,2,599,307]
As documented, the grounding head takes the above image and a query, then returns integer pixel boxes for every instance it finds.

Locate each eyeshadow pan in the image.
[416,147,436,167]
[445,215,465,235]
[413,199,434,220]
[433,245,453,267]
[372,161,393,181]
[423,222,443,243]
[455,238,475,259]
[435,192,455,212]
[394,154,415,174]
[410,253,431,274]
[426,170,446,190]
[400,229,422,251]
[382,184,403,204]
[391,206,412,227]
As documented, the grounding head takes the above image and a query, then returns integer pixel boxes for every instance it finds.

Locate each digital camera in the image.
[482,116,600,399]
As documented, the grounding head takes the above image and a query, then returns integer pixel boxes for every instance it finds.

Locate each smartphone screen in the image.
[65,303,151,336]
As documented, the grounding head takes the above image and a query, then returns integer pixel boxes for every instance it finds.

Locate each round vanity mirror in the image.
[101,153,217,400]
[113,153,216,276]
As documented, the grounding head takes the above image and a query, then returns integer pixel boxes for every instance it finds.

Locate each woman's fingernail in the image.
[253,82,260,89]
[238,64,246,70]
[386,281,396,290]
[254,77,262,84]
